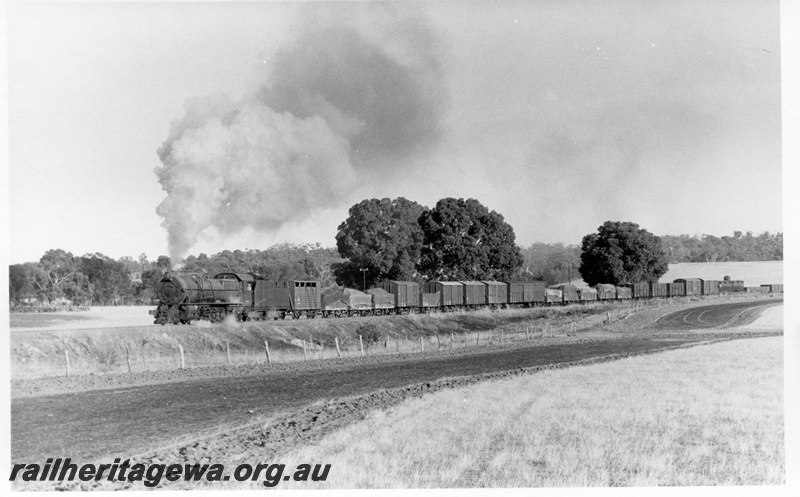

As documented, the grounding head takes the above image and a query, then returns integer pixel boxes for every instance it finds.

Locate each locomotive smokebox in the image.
[157,278,185,305]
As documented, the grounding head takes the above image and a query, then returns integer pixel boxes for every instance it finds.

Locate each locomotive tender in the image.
[150,271,782,325]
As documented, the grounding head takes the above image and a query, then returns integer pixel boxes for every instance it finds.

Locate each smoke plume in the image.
[155,5,447,261]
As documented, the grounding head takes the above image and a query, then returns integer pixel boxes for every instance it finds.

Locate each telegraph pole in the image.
[360,268,368,291]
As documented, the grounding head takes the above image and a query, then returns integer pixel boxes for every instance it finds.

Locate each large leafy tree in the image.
[579,221,668,286]
[38,249,87,302]
[80,254,133,305]
[418,198,523,280]
[9,263,48,302]
[334,197,427,288]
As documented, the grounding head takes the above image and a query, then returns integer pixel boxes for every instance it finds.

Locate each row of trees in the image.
[9,250,149,305]
[661,232,782,263]
[9,244,346,305]
[333,197,524,288]
[8,196,782,305]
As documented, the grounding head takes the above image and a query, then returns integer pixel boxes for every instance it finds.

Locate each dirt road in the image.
[11,299,781,467]
[648,299,781,330]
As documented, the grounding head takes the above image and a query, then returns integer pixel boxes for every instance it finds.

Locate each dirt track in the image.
[10,299,783,490]
[648,299,781,330]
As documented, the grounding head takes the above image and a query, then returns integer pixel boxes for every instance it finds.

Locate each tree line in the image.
[8,195,783,305]
[660,232,782,263]
[9,244,345,306]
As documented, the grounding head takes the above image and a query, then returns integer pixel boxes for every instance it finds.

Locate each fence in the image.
[12,293,767,379]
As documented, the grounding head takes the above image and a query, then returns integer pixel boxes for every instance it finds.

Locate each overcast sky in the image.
[6,0,788,264]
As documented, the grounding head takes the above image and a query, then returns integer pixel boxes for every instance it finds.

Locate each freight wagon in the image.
[483,281,508,306]
[507,281,546,306]
[461,281,487,307]
[423,281,464,309]
[674,278,702,295]
[555,284,579,304]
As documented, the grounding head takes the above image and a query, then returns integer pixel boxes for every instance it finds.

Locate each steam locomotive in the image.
[149,271,781,325]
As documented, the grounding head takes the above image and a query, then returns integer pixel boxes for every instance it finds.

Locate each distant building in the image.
[130,272,142,284]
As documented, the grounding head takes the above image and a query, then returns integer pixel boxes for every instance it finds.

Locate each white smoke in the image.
[155,5,447,261]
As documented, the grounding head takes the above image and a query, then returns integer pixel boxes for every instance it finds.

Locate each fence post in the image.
[464,332,467,347]
[125,342,132,373]
[64,348,70,377]
[178,344,185,370]
[359,335,365,356]
[451,333,455,348]
[303,340,307,361]
[226,341,231,364]
[420,336,424,352]
[500,329,504,343]
[476,332,480,346]
[436,333,441,349]
[335,337,342,358]
[141,344,146,369]
[264,340,272,364]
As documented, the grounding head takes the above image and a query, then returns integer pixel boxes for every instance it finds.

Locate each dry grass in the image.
[266,336,784,488]
[10,303,624,379]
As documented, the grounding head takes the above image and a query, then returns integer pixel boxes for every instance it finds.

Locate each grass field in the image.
[270,336,783,488]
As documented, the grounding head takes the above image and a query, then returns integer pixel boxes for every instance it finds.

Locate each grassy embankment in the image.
[11,293,778,380]
[269,335,784,488]
[12,302,619,379]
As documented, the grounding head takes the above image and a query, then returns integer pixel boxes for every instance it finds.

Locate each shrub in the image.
[355,322,382,347]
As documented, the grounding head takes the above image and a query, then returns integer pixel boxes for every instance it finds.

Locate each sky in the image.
[5,0,789,265]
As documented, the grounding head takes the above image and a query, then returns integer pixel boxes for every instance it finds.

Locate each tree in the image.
[138,253,150,272]
[155,255,172,272]
[9,263,47,303]
[39,249,81,301]
[80,254,133,305]
[334,197,427,287]
[579,221,668,286]
[519,242,581,285]
[418,198,523,280]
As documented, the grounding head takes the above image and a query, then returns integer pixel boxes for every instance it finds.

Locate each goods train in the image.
[149,271,783,325]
